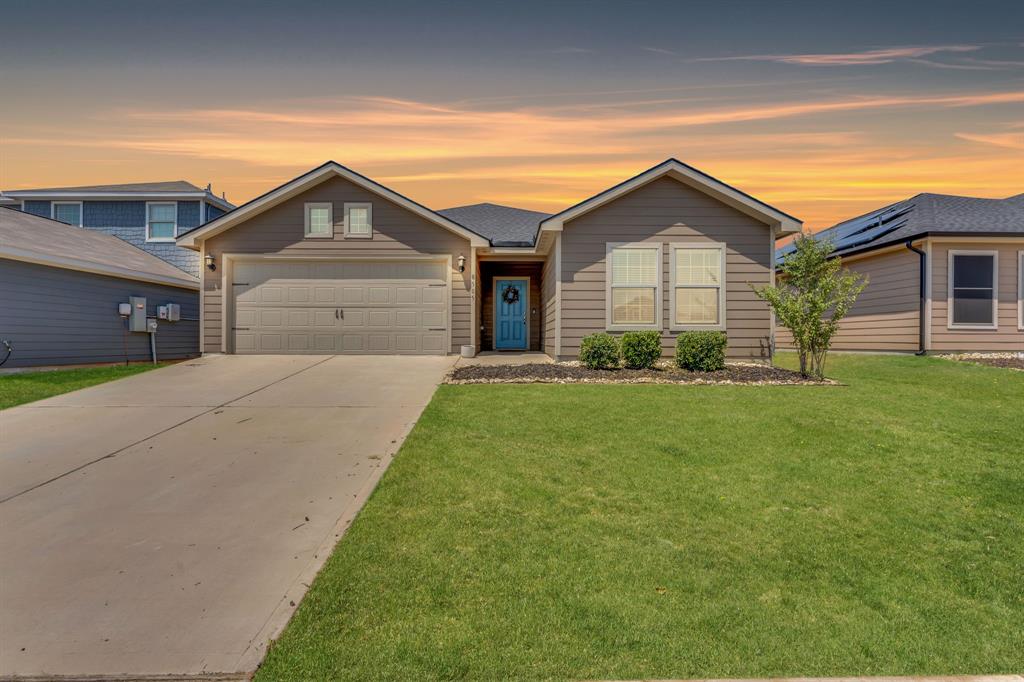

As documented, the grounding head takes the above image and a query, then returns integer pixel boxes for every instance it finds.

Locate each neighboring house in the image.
[0,181,234,276]
[176,159,800,360]
[0,207,200,368]
[776,193,1024,354]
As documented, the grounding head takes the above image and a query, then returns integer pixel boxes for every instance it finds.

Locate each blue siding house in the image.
[0,181,234,275]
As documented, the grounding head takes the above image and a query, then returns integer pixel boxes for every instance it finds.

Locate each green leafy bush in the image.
[578,333,620,369]
[619,330,662,369]
[675,331,727,371]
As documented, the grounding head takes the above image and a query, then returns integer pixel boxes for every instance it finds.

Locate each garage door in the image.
[232,260,448,354]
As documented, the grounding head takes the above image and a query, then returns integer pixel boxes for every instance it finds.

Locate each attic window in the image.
[304,202,333,238]
[344,203,372,238]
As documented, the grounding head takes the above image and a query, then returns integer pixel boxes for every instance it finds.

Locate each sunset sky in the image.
[1,0,1022,230]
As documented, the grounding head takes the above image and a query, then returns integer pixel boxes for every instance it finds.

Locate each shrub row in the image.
[578,330,726,371]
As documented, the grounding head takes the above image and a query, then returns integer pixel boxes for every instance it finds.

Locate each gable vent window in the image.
[671,244,726,330]
[52,202,82,227]
[344,203,372,238]
[949,251,997,328]
[606,244,661,329]
[146,202,177,242]
[304,202,333,238]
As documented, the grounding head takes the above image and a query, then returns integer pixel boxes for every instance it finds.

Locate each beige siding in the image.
[542,242,558,356]
[201,175,472,354]
[929,240,1024,352]
[559,176,773,360]
[776,247,921,352]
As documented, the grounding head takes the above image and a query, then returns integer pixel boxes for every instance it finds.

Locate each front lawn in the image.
[258,354,1024,680]
[0,363,163,409]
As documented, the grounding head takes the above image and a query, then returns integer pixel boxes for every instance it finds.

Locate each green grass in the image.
[0,363,163,409]
[257,354,1024,680]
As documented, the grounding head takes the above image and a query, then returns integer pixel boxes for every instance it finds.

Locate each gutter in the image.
[905,241,927,355]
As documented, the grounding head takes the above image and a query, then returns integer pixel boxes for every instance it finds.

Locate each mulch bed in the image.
[447,362,834,385]
[942,354,1024,371]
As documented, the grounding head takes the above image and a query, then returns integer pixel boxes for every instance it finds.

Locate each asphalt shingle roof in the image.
[0,206,198,286]
[6,180,204,194]
[437,203,550,246]
[778,192,1024,259]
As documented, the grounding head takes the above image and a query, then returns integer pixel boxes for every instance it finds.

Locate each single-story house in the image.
[0,181,234,276]
[0,207,200,368]
[176,159,801,360]
[775,193,1024,354]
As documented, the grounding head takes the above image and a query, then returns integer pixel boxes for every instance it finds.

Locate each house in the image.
[0,207,200,368]
[775,193,1024,353]
[0,181,234,276]
[176,159,801,359]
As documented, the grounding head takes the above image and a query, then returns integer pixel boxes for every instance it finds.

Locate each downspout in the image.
[905,241,927,355]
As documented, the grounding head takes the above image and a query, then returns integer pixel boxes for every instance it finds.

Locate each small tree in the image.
[752,234,867,379]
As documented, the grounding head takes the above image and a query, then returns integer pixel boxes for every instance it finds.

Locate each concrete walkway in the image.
[0,354,454,678]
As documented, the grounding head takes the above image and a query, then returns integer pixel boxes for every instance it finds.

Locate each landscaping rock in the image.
[447,362,833,385]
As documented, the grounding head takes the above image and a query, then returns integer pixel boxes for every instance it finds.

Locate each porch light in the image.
[205,254,217,271]
[457,254,466,272]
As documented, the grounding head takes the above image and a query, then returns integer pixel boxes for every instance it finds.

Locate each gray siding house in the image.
[177,159,801,360]
[0,208,200,368]
[0,181,233,276]
[775,193,1024,353]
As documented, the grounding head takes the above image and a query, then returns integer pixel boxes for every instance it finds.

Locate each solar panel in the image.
[776,200,915,261]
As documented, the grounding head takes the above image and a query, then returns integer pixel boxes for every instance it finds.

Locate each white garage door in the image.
[232,260,448,355]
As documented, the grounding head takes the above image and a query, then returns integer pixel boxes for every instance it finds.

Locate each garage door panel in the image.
[368,310,391,327]
[422,287,445,305]
[341,287,365,304]
[341,310,366,328]
[232,260,448,355]
[422,311,445,328]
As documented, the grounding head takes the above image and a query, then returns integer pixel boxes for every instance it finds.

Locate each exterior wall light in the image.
[205,254,217,271]
[457,254,466,272]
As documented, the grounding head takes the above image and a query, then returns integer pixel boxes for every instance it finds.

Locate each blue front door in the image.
[495,279,527,349]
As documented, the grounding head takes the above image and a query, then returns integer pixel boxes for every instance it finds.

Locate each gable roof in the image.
[2,180,234,211]
[539,158,802,236]
[177,161,489,249]
[777,192,1024,260]
[0,207,199,289]
[437,203,550,247]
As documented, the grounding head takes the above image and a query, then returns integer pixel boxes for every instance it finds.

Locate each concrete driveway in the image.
[0,354,454,678]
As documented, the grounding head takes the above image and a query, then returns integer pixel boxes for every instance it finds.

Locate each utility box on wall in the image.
[129,296,147,332]
[157,303,181,322]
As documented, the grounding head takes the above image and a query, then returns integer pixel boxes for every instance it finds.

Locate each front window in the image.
[672,245,725,328]
[608,245,660,328]
[52,202,82,226]
[950,251,997,327]
[146,203,177,241]
[344,203,372,238]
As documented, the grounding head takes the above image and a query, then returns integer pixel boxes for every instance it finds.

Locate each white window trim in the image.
[1018,250,1023,331]
[51,201,83,227]
[947,249,998,330]
[304,202,334,239]
[344,202,373,239]
[669,242,727,331]
[145,201,178,242]
[605,242,662,331]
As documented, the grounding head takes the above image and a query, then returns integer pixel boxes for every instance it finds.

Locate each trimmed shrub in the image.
[579,333,620,369]
[675,331,727,371]
[620,330,663,369]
